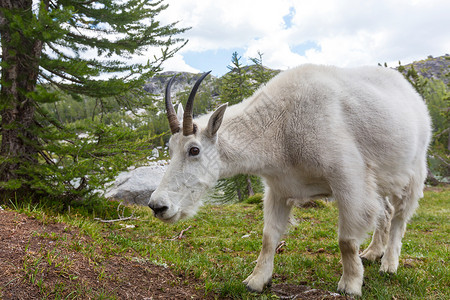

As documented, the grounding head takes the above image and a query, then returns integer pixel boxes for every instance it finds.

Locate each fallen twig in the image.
[94,215,139,223]
[168,225,192,240]
[93,201,140,223]
[117,202,126,219]
[276,240,286,254]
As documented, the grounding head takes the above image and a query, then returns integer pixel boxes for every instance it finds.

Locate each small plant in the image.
[244,193,264,204]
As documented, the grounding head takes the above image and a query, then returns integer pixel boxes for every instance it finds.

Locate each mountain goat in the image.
[148,65,431,296]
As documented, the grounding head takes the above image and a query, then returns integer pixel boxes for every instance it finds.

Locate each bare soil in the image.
[0,209,351,299]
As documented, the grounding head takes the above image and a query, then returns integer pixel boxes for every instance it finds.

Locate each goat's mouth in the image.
[155,210,181,224]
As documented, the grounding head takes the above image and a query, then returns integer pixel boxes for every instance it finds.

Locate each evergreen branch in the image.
[67,22,116,34]
[434,128,449,140]
[38,150,56,165]
[46,42,75,61]
[430,151,450,167]
[39,72,79,93]
[33,102,65,130]
[76,0,99,5]
[40,65,84,84]
[45,43,136,73]
[87,151,109,163]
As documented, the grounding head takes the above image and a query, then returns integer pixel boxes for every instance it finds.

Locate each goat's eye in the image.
[189,147,200,156]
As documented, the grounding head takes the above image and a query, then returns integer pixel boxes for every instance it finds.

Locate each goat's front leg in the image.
[243,189,291,292]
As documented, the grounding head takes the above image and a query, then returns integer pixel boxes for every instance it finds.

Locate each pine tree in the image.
[249,51,278,87]
[0,0,187,202]
[219,52,253,105]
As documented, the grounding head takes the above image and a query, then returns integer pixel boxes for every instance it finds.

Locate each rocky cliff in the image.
[143,72,219,97]
[400,54,449,84]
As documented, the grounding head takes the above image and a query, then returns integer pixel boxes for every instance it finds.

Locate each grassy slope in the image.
[7,188,449,299]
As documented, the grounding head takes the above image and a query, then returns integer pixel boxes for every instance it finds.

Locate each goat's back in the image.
[257,65,431,195]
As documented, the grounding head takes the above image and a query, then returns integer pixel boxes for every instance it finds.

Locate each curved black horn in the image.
[183,71,211,136]
[165,75,180,134]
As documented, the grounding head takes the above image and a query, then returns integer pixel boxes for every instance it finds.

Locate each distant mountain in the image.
[144,64,280,99]
[399,54,450,84]
[146,55,449,99]
[143,72,219,97]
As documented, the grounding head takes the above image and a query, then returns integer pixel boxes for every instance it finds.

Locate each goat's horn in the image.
[183,71,211,136]
[165,75,180,134]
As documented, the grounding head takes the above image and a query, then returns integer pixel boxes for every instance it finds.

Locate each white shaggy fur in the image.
[148,65,431,296]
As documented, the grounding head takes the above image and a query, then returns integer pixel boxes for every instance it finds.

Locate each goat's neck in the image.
[216,113,273,178]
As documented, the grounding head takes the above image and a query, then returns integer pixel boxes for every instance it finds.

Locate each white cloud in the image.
[158,0,450,73]
[160,53,200,73]
[160,0,292,51]
[39,0,448,75]
[283,0,450,66]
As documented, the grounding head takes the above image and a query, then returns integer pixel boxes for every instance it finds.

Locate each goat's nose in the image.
[149,203,168,215]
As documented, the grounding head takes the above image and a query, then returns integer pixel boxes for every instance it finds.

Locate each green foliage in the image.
[398,64,429,95]
[219,52,254,105]
[0,0,187,203]
[212,174,264,203]
[244,193,264,204]
[3,116,167,203]
[249,51,280,86]
[398,63,449,178]
[422,79,450,177]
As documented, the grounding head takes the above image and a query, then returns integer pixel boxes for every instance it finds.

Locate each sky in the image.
[148,0,450,77]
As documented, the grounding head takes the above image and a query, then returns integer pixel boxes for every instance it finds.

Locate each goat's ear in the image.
[176,103,184,123]
[206,103,227,138]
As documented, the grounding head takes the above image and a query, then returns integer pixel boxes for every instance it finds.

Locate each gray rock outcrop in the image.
[105,164,167,206]
[400,54,450,84]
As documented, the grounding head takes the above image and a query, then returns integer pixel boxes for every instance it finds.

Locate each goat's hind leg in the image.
[244,187,292,292]
[380,190,419,273]
[361,196,394,262]
[379,158,425,273]
[333,169,380,296]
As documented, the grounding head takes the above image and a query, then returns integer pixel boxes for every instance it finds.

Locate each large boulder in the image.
[105,164,167,206]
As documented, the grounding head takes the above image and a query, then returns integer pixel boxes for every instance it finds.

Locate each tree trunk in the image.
[0,0,43,193]
[448,125,450,152]
[236,188,242,202]
[246,176,254,197]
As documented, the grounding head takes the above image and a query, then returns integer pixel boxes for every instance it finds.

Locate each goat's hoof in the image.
[360,249,383,262]
[244,282,263,293]
[380,260,398,274]
[243,275,271,293]
[337,276,362,296]
[361,255,381,266]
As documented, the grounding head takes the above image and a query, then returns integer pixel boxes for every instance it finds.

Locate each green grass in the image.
[5,188,449,299]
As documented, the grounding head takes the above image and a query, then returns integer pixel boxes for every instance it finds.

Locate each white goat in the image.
[148,65,431,296]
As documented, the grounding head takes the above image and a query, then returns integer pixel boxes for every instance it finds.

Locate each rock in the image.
[105,164,167,206]
[399,54,450,84]
[143,71,218,96]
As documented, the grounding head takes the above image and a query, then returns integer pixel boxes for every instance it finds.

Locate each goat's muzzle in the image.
[148,203,168,216]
